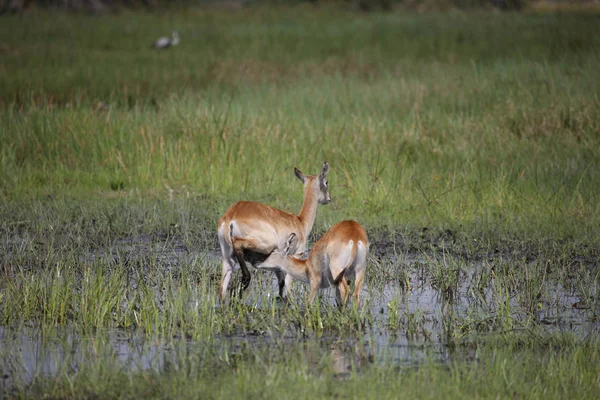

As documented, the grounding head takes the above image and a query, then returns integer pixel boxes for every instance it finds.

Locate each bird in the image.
[153,31,180,49]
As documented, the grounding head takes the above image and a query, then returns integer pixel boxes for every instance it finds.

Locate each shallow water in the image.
[0,323,458,390]
[1,233,598,389]
[1,271,594,389]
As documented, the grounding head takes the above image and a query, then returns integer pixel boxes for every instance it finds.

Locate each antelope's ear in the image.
[320,162,330,179]
[294,168,306,184]
[284,233,298,255]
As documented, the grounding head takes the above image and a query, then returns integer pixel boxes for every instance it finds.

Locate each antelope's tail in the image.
[333,240,360,284]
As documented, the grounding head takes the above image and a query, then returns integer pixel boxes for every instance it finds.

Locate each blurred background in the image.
[5,0,598,14]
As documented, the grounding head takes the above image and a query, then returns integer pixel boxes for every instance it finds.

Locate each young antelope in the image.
[255,220,369,307]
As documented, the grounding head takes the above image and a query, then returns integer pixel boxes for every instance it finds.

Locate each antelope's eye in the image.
[323,180,328,187]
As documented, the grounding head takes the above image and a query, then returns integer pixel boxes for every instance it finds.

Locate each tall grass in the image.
[1,10,599,240]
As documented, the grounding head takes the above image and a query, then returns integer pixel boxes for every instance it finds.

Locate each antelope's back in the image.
[326,220,368,247]
[219,201,307,254]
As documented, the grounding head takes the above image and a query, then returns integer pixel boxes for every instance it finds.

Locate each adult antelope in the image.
[255,220,369,307]
[217,162,331,300]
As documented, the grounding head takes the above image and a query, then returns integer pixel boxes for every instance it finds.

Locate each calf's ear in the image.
[284,233,298,255]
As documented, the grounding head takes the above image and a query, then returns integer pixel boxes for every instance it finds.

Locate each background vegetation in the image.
[2,9,599,238]
[1,0,529,15]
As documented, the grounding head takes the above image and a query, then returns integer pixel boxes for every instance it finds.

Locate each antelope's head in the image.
[295,161,331,205]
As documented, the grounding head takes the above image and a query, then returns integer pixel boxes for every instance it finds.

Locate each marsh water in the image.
[1,234,597,389]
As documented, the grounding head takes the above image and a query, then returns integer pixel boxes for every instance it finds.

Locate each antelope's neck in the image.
[285,258,310,282]
[298,183,318,241]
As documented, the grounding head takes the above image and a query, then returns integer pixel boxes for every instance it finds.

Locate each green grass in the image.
[1,9,600,238]
[1,5,600,399]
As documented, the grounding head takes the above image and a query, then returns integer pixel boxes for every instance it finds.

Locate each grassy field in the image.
[1,4,600,398]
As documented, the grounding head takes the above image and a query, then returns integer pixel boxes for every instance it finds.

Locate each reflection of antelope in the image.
[303,340,374,376]
[217,162,331,300]
[257,220,369,307]
[329,341,374,376]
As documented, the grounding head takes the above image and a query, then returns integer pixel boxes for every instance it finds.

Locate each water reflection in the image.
[1,324,460,390]
[1,235,598,390]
